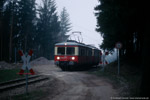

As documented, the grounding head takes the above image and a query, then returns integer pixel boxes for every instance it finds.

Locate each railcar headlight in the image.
[57,57,60,60]
[71,57,75,60]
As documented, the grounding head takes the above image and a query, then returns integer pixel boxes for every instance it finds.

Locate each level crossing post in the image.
[18,50,34,94]
[26,67,28,94]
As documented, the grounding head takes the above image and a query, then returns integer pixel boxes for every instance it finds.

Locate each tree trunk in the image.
[0,19,2,61]
[9,13,14,62]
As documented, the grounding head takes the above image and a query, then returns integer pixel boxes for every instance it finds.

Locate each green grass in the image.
[0,69,50,100]
[1,89,48,100]
[12,90,47,100]
[0,69,24,83]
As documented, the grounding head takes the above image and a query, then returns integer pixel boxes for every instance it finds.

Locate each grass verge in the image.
[89,60,142,96]
[0,69,24,83]
[1,89,49,100]
[12,90,47,100]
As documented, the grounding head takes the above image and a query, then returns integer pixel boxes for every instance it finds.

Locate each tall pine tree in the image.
[95,0,149,96]
[0,0,14,61]
[95,0,141,57]
[15,0,36,52]
[0,0,37,61]
[36,0,60,59]
[59,7,71,42]
[0,0,5,61]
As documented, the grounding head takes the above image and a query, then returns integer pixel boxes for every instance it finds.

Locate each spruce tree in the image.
[0,0,5,61]
[15,0,36,51]
[36,0,60,59]
[59,7,71,42]
[1,0,14,61]
[0,0,9,61]
[95,0,141,57]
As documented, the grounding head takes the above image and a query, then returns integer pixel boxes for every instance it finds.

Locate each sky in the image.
[36,0,103,49]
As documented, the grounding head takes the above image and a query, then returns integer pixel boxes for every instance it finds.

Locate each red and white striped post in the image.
[27,50,34,75]
[100,51,109,65]
[100,51,109,71]
[18,50,24,74]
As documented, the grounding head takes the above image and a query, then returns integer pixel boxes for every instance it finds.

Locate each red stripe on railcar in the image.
[54,55,78,62]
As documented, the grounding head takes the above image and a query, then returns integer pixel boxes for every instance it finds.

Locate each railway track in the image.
[0,75,49,92]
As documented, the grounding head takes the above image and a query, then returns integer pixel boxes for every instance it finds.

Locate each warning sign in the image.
[115,42,122,49]
[18,50,35,75]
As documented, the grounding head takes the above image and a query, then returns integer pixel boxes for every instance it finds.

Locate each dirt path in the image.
[32,60,118,100]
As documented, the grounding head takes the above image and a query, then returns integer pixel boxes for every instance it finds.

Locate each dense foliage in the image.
[0,0,71,61]
[95,0,149,96]
[36,0,60,59]
[95,0,142,58]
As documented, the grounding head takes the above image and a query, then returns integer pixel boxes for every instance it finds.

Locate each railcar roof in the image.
[55,42,85,46]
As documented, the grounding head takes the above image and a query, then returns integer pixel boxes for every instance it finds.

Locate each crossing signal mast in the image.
[18,50,35,94]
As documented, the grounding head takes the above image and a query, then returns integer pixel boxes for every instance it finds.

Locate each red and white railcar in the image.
[54,40,101,71]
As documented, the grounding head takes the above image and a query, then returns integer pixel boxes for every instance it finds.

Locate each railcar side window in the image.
[67,47,75,55]
[58,47,65,55]
[88,49,92,56]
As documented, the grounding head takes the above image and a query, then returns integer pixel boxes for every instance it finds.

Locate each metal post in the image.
[26,67,28,94]
[103,55,105,71]
[117,49,120,75]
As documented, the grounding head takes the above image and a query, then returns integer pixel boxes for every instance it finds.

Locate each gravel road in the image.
[32,60,118,100]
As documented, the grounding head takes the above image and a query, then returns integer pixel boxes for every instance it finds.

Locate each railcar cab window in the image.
[58,47,65,55]
[67,47,75,55]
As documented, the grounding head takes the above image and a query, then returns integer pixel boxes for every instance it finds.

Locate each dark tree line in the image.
[95,0,143,58]
[0,0,71,61]
[95,0,149,96]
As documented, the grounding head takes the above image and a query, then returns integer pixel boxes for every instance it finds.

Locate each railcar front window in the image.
[58,47,65,55]
[67,47,75,55]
